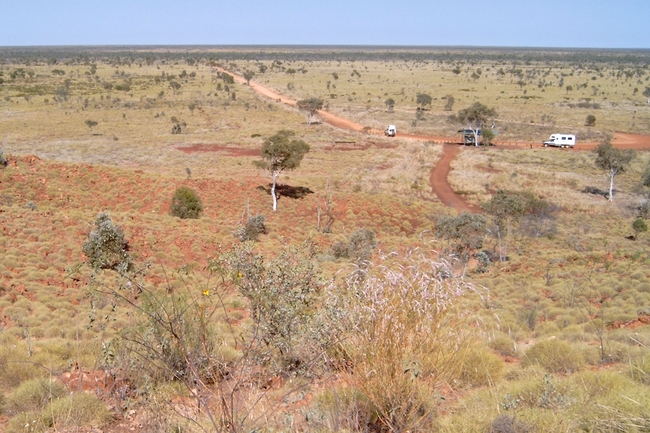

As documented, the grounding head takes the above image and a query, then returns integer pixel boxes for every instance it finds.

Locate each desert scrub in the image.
[5,378,67,416]
[170,185,203,219]
[523,338,584,373]
[6,392,112,433]
[82,211,131,270]
[233,214,267,241]
[457,346,504,388]
[328,251,484,432]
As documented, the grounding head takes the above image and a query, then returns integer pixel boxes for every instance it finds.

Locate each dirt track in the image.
[215,67,650,213]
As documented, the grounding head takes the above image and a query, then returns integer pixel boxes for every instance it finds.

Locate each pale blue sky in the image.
[1,0,648,48]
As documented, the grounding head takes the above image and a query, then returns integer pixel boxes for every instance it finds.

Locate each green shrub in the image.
[233,215,267,241]
[489,335,517,357]
[523,339,584,373]
[629,356,650,385]
[6,378,66,415]
[330,228,377,262]
[6,393,112,433]
[82,212,130,270]
[457,346,504,387]
[170,186,203,219]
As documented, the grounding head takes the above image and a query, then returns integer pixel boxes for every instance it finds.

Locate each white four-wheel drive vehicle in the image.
[543,134,576,148]
[385,125,397,137]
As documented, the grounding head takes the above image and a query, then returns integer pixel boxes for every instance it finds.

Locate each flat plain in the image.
[1,46,650,433]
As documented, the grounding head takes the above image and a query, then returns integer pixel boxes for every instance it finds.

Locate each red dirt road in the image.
[430,145,482,213]
[215,67,650,213]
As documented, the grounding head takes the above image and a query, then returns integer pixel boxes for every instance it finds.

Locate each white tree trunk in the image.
[271,171,279,211]
[609,169,616,201]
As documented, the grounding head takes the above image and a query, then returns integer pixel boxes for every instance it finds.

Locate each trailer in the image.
[543,134,576,148]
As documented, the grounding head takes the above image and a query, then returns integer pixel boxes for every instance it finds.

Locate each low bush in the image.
[82,212,130,270]
[6,378,66,415]
[457,346,504,387]
[233,214,267,241]
[523,339,584,373]
[330,228,377,262]
[170,186,203,219]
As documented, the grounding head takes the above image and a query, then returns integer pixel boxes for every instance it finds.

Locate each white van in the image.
[543,134,576,148]
[385,125,397,137]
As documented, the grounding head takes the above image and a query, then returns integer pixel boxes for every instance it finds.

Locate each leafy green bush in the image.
[330,228,377,262]
[523,339,584,373]
[233,215,267,241]
[0,148,7,168]
[82,212,130,270]
[170,186,203,219]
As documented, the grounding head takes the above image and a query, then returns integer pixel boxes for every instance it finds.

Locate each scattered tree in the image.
[632,218,648,240]
[254,130,310,211]
[444,94,455,111]
[84,119,98,134]
[169,80,181,94]
[188,102,196,115]
[483,190,526,261]
[643,86,650,103]
[296,97,323,125]
[457,102,497,147]
[594,139,636,201]
[416,93,432,110]
[384,97,395,112]
[436,212,488,275]
[170,186,203,219]
[585,114,596,126]
[243,70,255,85]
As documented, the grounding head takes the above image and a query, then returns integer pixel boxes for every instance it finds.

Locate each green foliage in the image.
[256,130,310,173]
[436,212,488,268]
[169,186,203,219]
[457,102,497,129]
[523,339,585,373]
[84,119,98,132]
[585,114,596,126]
[82,212,130,271]
[594,139,636,201]
[331,228,377,263]
[7,392,112,433]
[243,70,255,84]
[632,217,648,240]
[457,346,504,387]
[254,130,310,211]
[416,93,432,108]
[384,97,395,112]
[483,190,527,261]
[219,242,324,370]
[6,378,66,416]
[296,97,324,124]
[233,215,267,241]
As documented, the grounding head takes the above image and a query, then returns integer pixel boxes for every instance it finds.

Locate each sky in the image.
[1,0,648,49]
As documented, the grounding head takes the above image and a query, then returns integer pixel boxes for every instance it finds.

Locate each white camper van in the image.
[543,134,576,148]
[385,125,397,137]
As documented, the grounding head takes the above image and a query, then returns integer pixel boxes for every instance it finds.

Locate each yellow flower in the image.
[202,289,210,297]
